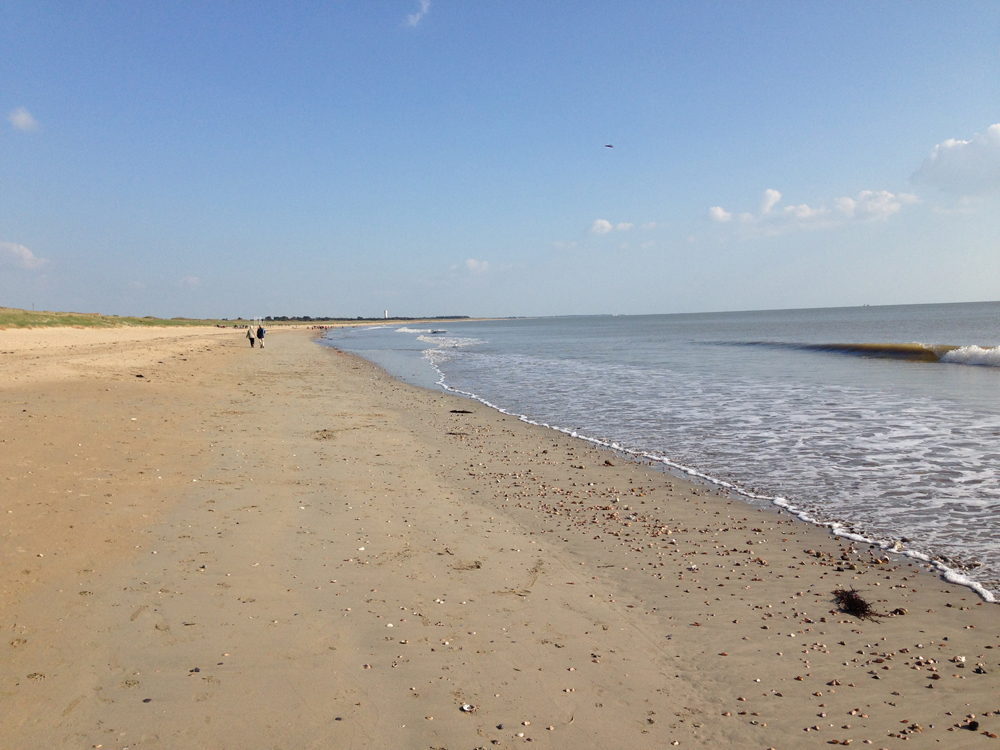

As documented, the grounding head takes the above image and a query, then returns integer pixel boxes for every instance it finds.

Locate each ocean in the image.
[320,301,1000,601]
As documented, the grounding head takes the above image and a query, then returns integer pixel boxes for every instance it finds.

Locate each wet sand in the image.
[2,327,998,748]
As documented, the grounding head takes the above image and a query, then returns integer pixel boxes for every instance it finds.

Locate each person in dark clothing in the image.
[256,325,265,349]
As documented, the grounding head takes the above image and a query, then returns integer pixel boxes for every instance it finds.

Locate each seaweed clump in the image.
[833,587,885,622]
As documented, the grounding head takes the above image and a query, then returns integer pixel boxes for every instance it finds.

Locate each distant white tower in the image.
[384,310,388,319]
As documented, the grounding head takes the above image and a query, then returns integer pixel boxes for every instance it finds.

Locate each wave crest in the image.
[721,340,1000,366]
[941,345,1000,367]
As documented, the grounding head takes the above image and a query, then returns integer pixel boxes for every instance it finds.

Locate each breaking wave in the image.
[417,334,482,349]
[941,345,1000,367]
[721,340,1000,366]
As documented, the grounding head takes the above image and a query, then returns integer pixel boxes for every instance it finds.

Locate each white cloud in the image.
[752,189,832,222]
[0,241,48,269]
[760,188,782,214]
[640,222,658,229]
[783,203,827,220]
[912,124,1000,194]
[711,187,918,236]
[590,219,638,234]
[465,258,490,274]
[180,276,200,288]
[552,240,578,250]
[835,196,857,217]
[708,206,732,223]
[8,107,38,132]
[837,190,919,220]
[406,0,431,26]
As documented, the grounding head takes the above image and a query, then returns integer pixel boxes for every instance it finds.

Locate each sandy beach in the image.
[2,326,999,749]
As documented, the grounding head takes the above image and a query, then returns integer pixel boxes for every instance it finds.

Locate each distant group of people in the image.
[246,324,265,349]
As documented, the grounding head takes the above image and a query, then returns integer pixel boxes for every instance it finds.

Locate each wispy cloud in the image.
[929,195,984,216]
[552,240,578,250]
[589,219,637,234]
[640,222,658,230]
[431,256,507,288]
[710,188,918,236]
[0,241,48,269]
[406,0,431,26]
[8,107,38,132]
[180,276,200,289]
[912,123,1000,195]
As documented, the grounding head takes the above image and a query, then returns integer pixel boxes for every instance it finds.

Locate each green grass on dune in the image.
[0,307,236,329]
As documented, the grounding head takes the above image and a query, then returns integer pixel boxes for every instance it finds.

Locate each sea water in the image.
[321,302,1000,600]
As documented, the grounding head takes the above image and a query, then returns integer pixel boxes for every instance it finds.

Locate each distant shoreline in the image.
[0,305,502,330]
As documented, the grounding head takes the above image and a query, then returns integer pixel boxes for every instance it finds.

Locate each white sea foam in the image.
[941,344,1000,367]
[396,327,432,333]
[419,335,483,349]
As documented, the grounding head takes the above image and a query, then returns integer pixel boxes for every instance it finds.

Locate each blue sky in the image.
[1,2,999,318]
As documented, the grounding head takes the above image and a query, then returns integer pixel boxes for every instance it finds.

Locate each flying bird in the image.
[604,144,613,148]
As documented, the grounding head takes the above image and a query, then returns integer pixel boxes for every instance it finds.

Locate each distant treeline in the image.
[259,315,470,322]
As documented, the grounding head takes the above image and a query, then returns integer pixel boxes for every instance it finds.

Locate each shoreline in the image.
[360,332,1000,605]
[2,326,999,747]
[451,401,1000,604]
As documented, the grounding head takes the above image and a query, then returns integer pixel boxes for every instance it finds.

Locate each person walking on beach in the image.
[256,324,265,349]
[246,326,255,348]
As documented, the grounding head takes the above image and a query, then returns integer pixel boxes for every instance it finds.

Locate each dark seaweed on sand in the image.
[833,587,885,622]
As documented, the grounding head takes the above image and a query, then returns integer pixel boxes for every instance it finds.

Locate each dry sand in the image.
[2,327,998,749]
